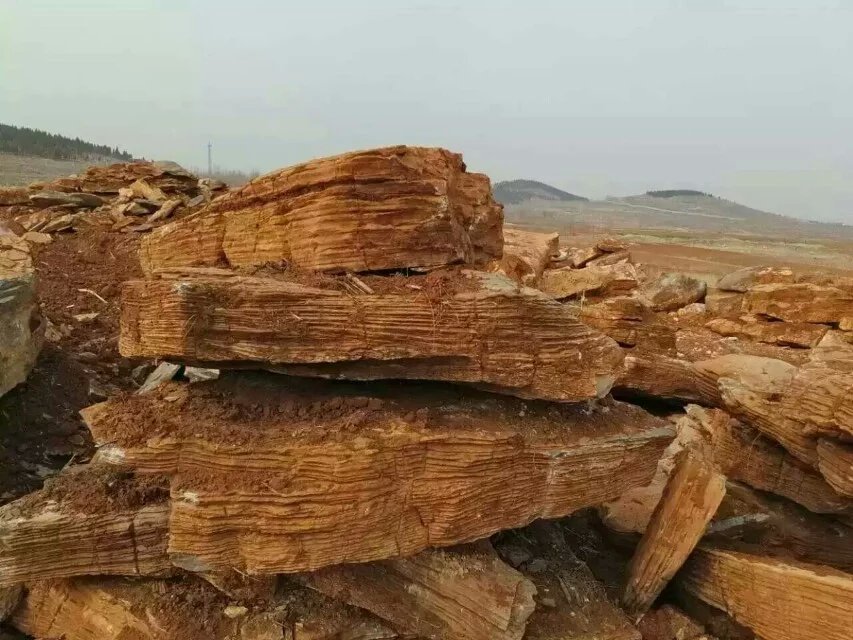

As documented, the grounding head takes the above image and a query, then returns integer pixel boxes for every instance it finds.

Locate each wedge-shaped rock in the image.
[11,576,396,640]
[697,406,850,514]
[0,467,170,586]
[623,447,725,616]
[301,542,536,640]
[677,546,853,640]
[744,282,853,324]
[705,316,828,348]
[495,521,641,640]
[84,375,673,574]
[499,227,559,285]
[578,297,676,352]
[140,146,503,275]
[539,262,638,300]
[816,438,853,497]
[120,270,623,402]
[716,266,796,292]
[0,271,43,397]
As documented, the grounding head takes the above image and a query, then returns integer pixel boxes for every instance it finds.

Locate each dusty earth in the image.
[0,226,145,503]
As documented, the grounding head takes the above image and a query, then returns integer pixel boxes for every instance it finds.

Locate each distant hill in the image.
[0,122,132,162]
[493,179,588,205]
[503,190,853,240]
[645,189,713,198]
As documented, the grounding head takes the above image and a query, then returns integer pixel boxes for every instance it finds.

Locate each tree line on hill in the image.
[0,123,133,162]
[645,189,714,198]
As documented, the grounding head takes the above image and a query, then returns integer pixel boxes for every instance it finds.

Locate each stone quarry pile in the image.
[0,146,851,640]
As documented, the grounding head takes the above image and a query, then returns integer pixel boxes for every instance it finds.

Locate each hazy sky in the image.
[2,1,852,223]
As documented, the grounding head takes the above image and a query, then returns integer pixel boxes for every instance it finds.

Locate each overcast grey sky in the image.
[2,1,851,222]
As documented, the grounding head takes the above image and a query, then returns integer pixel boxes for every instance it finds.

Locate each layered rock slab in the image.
[301,542,536,640]
[0,467,170,586]
[140,146,503,275]
[83,375,673,574]
[11,576,396,640]
[119,269,624,402]
[0,270,43,396]
[677,546,853,640]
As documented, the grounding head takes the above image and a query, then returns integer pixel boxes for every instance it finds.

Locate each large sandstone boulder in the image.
[744,283,853,324]
[637,273,707,312]
[0,271,43,396]
[140,146,504,275]
[716,266,796,292]
[539,262,638,300]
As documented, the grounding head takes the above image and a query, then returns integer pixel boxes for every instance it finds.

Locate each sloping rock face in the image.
[140,146,504,275]
[716,266,796,292]
[637,273,707,312]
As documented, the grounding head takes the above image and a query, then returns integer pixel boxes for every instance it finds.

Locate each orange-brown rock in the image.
[637,605,716,640]
[816,438,853,497]
[677,546,853,640]
[0,187,29,206]
[83,375,673,574]
[494,521,640,640]
[0,467,170,586]
[705,316,829,348]
[690,406,850,514]
[578,297,676,352]
[744,282,853,324]
[301,542,536,640]
[45,160,198,195]
[716,266,796,293]
[11,576,396,640]
[623,448,726,616]
[140,146,503,274]
[499,227,559,285]
[119,270,624,402]
[587,249,632,267]
[704,289,744,316]
[539,262,639,300]
[637,273,707,312]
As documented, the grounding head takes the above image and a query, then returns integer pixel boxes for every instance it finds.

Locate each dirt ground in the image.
[0,226,144,503]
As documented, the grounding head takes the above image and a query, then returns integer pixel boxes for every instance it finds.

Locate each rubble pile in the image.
[0,146,851,640]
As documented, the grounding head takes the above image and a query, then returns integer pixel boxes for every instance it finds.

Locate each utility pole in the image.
[207,142,212,177]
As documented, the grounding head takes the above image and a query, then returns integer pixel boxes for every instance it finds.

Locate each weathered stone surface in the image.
[0,187,30,206]
[744,282,853,324]
[677,546,853,640]
[499,227,559,285]
[578,296,676,352]
[637,605,715,640]
[129,179,168,203]
[587,249,631,267]
[140,146,503,274]
[689,405,850,514]
[704,289,744,316]
[120,270,624,402]
[0,271,42,397]
[637,273,707,312]
[301,542,536,640]
[0,585,22,622]
[705,316,829,348]
[0,468,171,586]
[816,438,853,497]
[0,233,33,274]
[84,375,673,574]
[11,577,395,640]
[45,160,199,195]
[716,266,796,292]
[623,448,726,616]
[539,262,639,300]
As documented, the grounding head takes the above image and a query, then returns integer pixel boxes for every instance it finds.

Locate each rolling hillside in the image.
[493,179,588,205]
